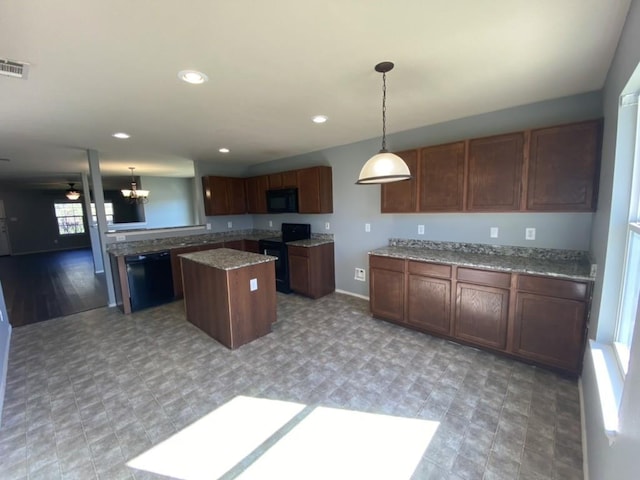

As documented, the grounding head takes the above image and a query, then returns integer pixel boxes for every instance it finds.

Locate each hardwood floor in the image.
[0,248,107,327]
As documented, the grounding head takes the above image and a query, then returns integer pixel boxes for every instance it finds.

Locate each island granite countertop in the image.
[370,240,594,281]
[179,248,277,271]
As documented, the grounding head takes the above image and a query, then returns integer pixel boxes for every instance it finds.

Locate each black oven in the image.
[259,223,311,293]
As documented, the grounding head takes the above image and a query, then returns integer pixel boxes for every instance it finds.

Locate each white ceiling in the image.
[0,0,632,186]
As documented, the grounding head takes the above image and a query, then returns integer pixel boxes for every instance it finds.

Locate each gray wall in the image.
[246,91,602,297]
[138,176,196,229]
[583,0,640,478]
[0,188,91,254]
[0,280,11,426]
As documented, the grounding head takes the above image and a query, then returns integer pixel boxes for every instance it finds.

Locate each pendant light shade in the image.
[357,61,411,185]
[65,183,81,200]
[121,167,150,203]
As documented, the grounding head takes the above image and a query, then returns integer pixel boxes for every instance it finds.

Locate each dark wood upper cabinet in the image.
[418,142,465,212]
[527,120,601,211]
[297,166,333,213]
[282,171,298,188]
[467,133,524,211]
[381,149,418,213]
[267,173,283,189]
[246,175,269,214]
[202,176,247,216]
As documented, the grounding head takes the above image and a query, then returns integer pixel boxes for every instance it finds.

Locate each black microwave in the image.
[266,188,298,213]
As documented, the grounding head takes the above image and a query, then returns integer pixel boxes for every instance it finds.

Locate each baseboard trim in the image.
[335,289,369,301]
[578,378,589,480]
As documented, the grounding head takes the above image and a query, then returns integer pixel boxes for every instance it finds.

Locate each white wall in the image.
[583,0,640,478]
[246,91,602,297]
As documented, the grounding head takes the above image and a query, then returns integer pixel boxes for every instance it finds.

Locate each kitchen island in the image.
[180,248,277,349]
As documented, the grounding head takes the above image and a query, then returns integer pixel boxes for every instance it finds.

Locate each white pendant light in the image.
[357,61,411,185]
[121,167,150,203]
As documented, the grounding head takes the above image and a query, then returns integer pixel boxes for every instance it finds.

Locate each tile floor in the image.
[0,293,584,479]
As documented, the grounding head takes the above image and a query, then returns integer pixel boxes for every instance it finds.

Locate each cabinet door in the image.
[267,173,283,189]
[527,120,601,211]
[297,166,333,213]
[246,175,269,213]
[407,273,451,335]
[418,142,465,211]
[244,240,260,254]
[227,178,247,214]
[513,292,586,373]
[202,176,229,216]
[381,149,418,213]
[467,133,524,211]
[223,240,244,251]
[289,253,310,296]
[282,171,298,188]
[455,282,509,350]
[369,256,405,322]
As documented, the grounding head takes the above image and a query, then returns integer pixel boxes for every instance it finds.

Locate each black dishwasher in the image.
[125,251,175,312]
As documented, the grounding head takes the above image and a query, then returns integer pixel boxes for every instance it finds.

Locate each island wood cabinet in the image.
[512,274,590,373]
[380,119,601,213]
[288,243,335,299]
[369,255,590,375]
[202,176,247,215]
[171,242,223,298]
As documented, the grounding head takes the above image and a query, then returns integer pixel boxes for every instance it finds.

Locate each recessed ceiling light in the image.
[312,115,328,124]
[219,148,230,153]
[112,132,130,139]
[178,70,208,84]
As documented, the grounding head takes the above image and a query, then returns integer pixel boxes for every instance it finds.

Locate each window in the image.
[90,202,114,225]
[614,94,640,375]
[54,203,85,235]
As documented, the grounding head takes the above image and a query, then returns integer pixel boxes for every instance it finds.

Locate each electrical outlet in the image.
[418,225,425,235]
[525,227,536,240]
[365,223,371,232]
[325,222,330,230]
[116,235,126,242]
[590,264,597,277]
[206,223,211,230]
[269,220,273,227]
[250,278,258,291]
[0,310,3,323]
[227,221,233,229]
[490,227,499,238]
[355,268,366,281]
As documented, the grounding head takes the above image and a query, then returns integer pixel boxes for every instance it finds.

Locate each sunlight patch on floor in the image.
[127,396,438,479]
[237,406,438,479]
[126,396,305,479]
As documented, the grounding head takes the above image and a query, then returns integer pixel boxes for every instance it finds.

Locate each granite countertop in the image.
[107,230,334,256]
[180,248,277,271]
[370,243,594,281]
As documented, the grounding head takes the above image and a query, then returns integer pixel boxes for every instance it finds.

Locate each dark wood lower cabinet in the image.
[171,242,223,299]
[455,282,509,350]
[368,255,591,375]
[288,243,335,299]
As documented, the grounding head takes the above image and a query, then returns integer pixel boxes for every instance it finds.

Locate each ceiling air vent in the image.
[0,58,29,79]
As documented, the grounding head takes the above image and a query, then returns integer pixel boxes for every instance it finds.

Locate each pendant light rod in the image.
[376,61,394,152]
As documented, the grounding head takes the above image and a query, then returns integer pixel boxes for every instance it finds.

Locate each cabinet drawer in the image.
[370,255,405,272]
[408,261,451,278]
[288,245,309,257]
[517,274,589,300]
[457,267,511,288]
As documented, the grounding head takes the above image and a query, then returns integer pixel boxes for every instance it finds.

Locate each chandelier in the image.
[121,167,150,203]
[356,61,412,184]
[65,183,81,200]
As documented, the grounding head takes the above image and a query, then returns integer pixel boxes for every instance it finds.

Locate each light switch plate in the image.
[325,222,330,230]
[365,223,371,232]
[227,221,233,229]
[490,227,499,238]
[418,225,425,235]
[250,278,258,291]
[269,220,273,227]
[206,223,211,230]
[525,227,536,240]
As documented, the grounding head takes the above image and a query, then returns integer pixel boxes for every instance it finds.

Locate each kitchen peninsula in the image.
[180,248,277,349]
